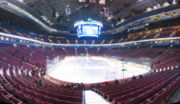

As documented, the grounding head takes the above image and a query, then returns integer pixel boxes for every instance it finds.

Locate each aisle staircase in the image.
[84,90,109,104]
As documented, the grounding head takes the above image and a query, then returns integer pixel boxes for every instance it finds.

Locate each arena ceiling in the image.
[19,0,173,31]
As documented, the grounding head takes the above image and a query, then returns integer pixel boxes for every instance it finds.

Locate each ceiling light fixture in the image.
[99,0,105,5]
[79,0,86,2]
[89,0,96,3]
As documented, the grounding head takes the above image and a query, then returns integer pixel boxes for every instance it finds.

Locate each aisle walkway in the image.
[166,87,180,104]
[84,90,110,104]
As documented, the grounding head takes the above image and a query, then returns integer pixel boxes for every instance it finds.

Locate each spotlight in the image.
[65,5,71,16]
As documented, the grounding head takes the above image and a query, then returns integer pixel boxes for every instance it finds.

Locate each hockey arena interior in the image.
[0,0,180,104]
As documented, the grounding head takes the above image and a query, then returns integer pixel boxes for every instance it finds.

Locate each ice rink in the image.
[47,56,150,84]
